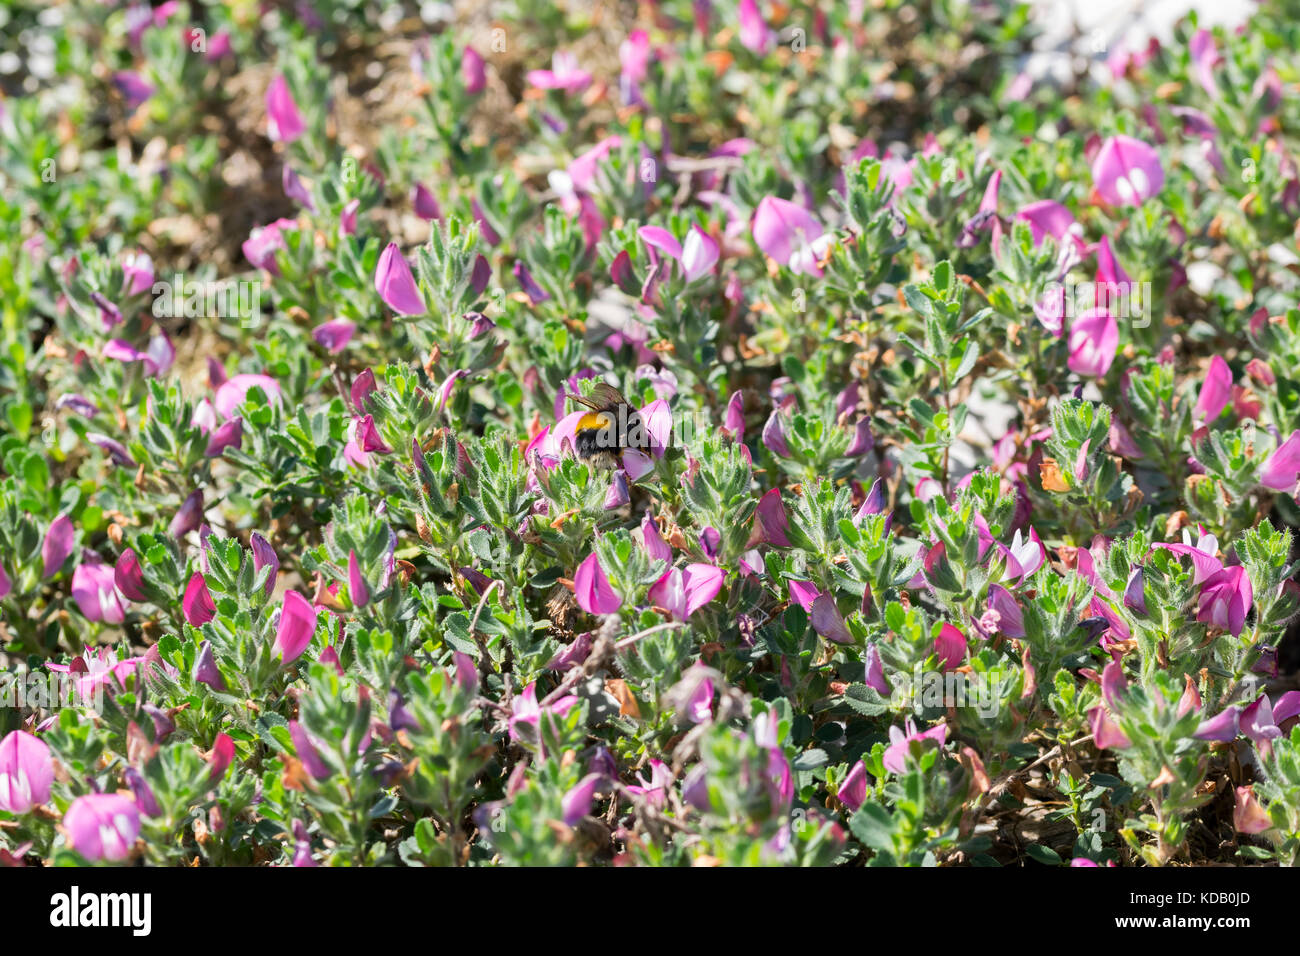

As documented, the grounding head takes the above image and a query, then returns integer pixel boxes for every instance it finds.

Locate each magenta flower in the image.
[837,760,868,812]
[762,409,792,458]
[882,719,948,773]
[114,549,147,602]
[508,681,580,743]
[274,590,318,664]
[281,164,314,210]
[561,773,604,826]
[755,488,792,547]
[1234,785,1271,834]
[113,70,154,110]
[348,550,369,608]
[241,218,297,274]
[183,572,216,626]
[339,198,360,237]
[411,182,441,221]
[462,45,487,95]
[637,514,673,565]
[214,373,282,419]
[1188,29,1220,98]
[737,0,773,53]
[1067,308,1119,378]
[169,489,204,539]
[121,250,154,296]
[1091,135,1164,207]
[722,390,746,441]
[208,731,236,783]
[0,731,53,814]
[250,532,279,597]
[1194,706,1239,742]
[193,640,226,691]
[42,514,74,577]
[752,196,829,276]
[312,319,355,354]
[1087,705,1132,750]
[1006,527,1045,580]
[788,579,820,611]
[1195,355,1232,422]
[626,759,673,807]
[71,560,125,624]
[266,74,305,143]
[574,553,621,615]
[619,29,651,104]
[374,242,426,316]
[288,721,332,780]
[648,564,724,621]
[526,50,592,94]
[64,793,140,862]
[204,417,243,457]
[1259,429,1300,493]
[1196,565,1252,636]
[933,622,966,671]
[864,643,890,696]
[807,594,851,644]
[1241,694,1282,748]
[986,584,1025,638]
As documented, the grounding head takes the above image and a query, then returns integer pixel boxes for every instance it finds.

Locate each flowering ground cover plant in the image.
[2,0,1300,870]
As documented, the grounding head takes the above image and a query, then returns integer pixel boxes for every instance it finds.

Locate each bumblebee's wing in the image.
[571,382,630,411]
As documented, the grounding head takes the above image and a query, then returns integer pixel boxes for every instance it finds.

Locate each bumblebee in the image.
[570,382,647,470]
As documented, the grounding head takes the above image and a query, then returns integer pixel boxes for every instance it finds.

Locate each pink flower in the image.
[183,572,216,626]
[205,417,243,457]
[0,731,53,814]
[648,564,724,621]
[374,242,426,316]
[637,514,672,564]
[1233,785,1271,834]
[213,373,280,421]
[114,549,147,602]
[986,585,1025,638]
[241,218,297,274]
[339,198,360,237]
[755,488,792,547]
[1007,527,1045,580]
[42,514,75,578]
[121,250,154,296]
[1196,566,1252,636]
[1196,355,1232,422]
[526,51,592,94]
[752,196,829,276]
[71,560,125,624]
[462,46,487,94]
[1259,429,1300,493]
[574,553,622,615]
[627,759,673,807]
[1189,29,1221,99]
[933,622,966,671]
[1067,308,1119,378]
[882,719,948,773]
[266,74,305,143]
[508,682,580,743]
[64,793,140,862]
[837,760,868,811]
[737,0,773,54]
[619,29,651,104]
[113,70,154,110]
[1091,135,1164,207]
[411,182,441,221]
[561,773,604,826]
[274,590,319,664]
[1087,705,1132,750]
